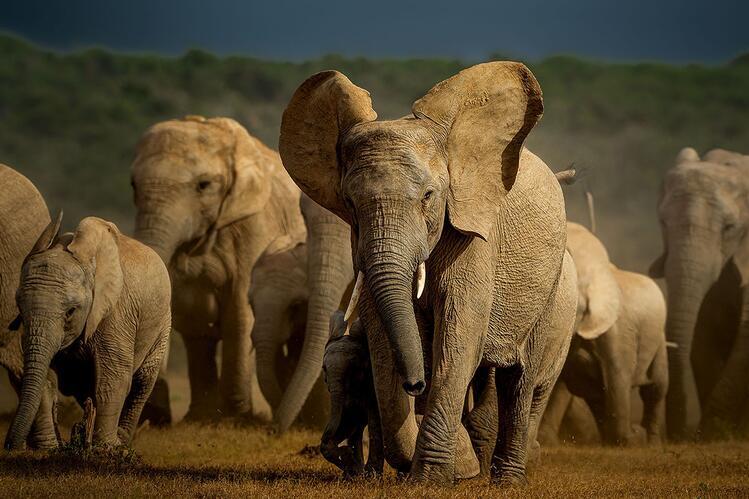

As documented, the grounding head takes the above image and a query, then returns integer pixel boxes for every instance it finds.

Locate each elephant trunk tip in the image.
[403,378,426,397]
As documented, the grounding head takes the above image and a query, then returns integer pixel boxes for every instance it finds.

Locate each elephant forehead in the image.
[23,251,87,284]
[133,151,226,184]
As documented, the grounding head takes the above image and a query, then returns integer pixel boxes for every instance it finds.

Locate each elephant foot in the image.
[139,378,172,427]
[410,460,455,485]
[27,433,59,451]
[491,462,528,487]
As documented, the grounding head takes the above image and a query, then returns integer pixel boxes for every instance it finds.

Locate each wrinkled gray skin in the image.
[250,242,330,428]
[280,63,577,484]
[650,147,749,440]
[321,311,383,478]
[265,195,353,432]
[5,216,171,449]
[0,164,58,449]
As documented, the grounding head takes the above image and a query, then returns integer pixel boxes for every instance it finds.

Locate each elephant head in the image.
[566,222,622,340]
[5,215,123,449]
[131,116,271,265]
[279,62,543,396]
[320,311,371,477]
[649,147,749,439]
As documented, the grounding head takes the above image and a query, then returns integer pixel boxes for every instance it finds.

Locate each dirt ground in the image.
[0,420,747,498]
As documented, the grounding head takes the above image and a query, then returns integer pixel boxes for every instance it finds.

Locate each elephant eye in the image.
[197,180,211,192]
[65,307,76,319]
[423,190,434,202]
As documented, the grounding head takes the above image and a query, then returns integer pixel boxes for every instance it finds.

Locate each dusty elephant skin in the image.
[0,164,58,449]
[650,147,749,440]
[252,196,353,432]
[280,62,577,484]
[131,116,306,422]
[320,311,383,478]
[5,216,171,449]
[540,222,668,446]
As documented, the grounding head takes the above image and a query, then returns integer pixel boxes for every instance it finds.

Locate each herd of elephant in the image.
[0,61,747,485]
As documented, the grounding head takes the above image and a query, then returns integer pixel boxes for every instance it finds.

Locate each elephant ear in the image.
[676,147,700,164]
[67,217,124,342]
[577,263,622,340]
[412,62,543,241]
[279,71,378,224]
[28,211,63,256]
[210,118,272,230]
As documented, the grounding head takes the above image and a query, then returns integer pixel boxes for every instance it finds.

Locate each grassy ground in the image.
[0,421,747,498]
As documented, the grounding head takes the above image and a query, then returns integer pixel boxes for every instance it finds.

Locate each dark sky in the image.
[2,0,748,62]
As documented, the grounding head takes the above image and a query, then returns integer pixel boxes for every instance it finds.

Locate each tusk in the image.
[666,341,679,349]
[416,262,426,299]
[344,271,364,322]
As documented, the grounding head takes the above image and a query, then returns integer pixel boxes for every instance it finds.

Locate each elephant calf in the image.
[540,222,668,446]
[320,311,383,478]
[5,215,171,449]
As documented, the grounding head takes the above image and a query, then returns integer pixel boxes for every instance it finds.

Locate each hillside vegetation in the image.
[1,34,748,271]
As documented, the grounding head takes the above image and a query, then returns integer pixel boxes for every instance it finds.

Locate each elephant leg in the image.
[93,355,133,446]
[410,321,482,484]
[118,334,167,442]
[184,335,220,421]
[219,280,253,416]
[139,339,172,427]
[537,380,573,446]
[365,404,384,476]
[492,363,535,485]
[526,381,556,464]
[640,346,668,444]
[463,365,498,477]
[701,287,749,438]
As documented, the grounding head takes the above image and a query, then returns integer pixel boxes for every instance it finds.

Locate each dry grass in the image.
[0,421,748,498]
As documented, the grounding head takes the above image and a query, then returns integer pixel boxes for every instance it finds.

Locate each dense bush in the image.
[1,34,747,271]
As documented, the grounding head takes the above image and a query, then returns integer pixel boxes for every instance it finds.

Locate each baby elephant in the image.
[321,311,383,478]
[5,215,171,449]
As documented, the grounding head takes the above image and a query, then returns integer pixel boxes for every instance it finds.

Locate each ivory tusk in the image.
[416,262,426,299]
[344,271,364,322]
[666,341,679,349]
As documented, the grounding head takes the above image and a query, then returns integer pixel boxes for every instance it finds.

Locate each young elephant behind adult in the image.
[540,222,668,446]
[5,216,171,449]
[650,147,749,440]
[0,164,58,449]
[320,311,383,478]
[131,116,305,421]
[280,62,577,484]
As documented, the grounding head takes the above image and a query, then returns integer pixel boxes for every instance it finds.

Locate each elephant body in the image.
[320,312,383,478]
[0,164,58,449]
[131,116,305,421]
[280,63,577,484]
[541,223,668,445]
[650,148,749,439]
[5,217,171,449]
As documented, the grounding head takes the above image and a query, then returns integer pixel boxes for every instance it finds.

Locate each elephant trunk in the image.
[663,237,718,440]
[5,318,60,450]
[134,211,185,266]
[253,334,284,409]
[360,221,425,396]
[275,216,353,432]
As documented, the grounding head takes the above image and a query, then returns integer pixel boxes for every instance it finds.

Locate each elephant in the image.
[0,163,58,449]
[540,222,668,446]
[250,241,330,427]
[131,115,305,421]
[320,311,383,478]
[279,62,577,484]
[650,147,749,440]
[267,195,353,432]
[5,216,171,449]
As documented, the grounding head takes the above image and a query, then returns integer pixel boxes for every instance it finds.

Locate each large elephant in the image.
[0,164,58,449]
[131,116,305,421]
[270,195,353,432]
[279,62,576,484]
[540,222,668,445]
[650,147,749,440]
[5,216,171,449]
